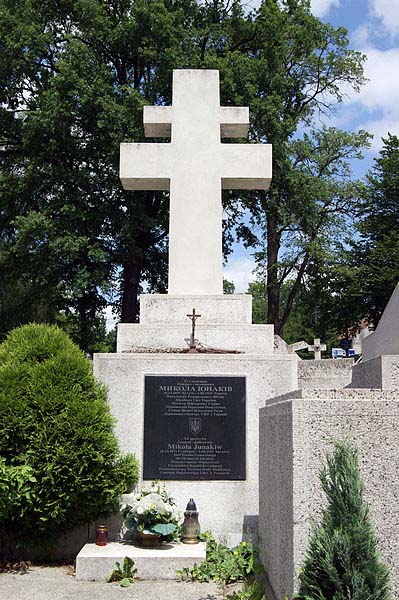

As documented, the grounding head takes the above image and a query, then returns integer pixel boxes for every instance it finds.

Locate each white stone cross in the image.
[120,69,272,295]
[307,338,327,360]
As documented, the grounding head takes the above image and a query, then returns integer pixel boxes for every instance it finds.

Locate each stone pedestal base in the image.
[259,388,399,600]
[76,542,206,581]
[117,293,275,354]
[93,352,298,546]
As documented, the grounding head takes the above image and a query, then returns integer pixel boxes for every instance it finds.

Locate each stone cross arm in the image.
[120,142,271,190]
[120,143,171,190]
[308,338,327,360]
[143,105,250,138]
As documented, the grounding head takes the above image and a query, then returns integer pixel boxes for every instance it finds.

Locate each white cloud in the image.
[356,47,399,112]
[311,0,341,17]
[223,257,256,293]
[359,117,399,151]
[337,46,399,149]
[370,0,399,37]
[352,24,372,47]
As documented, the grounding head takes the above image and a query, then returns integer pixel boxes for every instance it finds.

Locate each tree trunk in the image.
[120,252,144,323]
[280,253,310,330]
[78,297,89,352]
[266,209,283,336]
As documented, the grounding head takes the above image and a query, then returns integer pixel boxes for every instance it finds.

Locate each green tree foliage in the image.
[248,279,334,351]
[352,134,399,326]
[0,0,367,347]
[299,134,399,338]
[250,126,370,335]
[0,323,138,549]
[295,440,391,600]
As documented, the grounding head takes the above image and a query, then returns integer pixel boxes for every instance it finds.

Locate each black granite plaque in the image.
[143,375,246,480]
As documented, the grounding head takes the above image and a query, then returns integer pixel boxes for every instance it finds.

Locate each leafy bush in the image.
[0,323,138,548]
[178,531,264,596]
[106,557,137,587]
[294,440,392,600]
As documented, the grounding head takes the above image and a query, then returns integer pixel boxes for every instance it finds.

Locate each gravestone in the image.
[307,337,326,360]
[350,282,399,389]
[93,69,299,545]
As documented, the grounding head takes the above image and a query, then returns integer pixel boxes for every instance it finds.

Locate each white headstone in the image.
[308,337,327,360]
[120,69,272,295]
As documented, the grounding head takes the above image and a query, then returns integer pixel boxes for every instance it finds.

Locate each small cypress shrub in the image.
[295,440,391,600]
[0,323,138,549]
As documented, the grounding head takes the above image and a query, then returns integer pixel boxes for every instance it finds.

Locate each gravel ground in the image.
[0,566,227,600]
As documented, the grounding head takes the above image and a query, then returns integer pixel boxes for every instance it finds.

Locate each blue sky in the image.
[224,0,399,291]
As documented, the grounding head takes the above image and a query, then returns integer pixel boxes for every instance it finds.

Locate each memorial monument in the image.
[79,72,399,595]
[93,69,299,545]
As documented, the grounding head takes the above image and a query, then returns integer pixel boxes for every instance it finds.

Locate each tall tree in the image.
[0,0,198,348]
[310,134,399,336]
[239,0,366,335]
[355,134,399,325]
[0,0,367,347]
[251,126,370,334]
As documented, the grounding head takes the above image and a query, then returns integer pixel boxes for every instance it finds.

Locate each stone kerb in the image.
[259,388,399,600]
[298,358,354,389]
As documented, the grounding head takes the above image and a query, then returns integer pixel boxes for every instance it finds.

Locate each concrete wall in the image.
[94,352,298,546]
[362,283,399,360]
[259,400,294,600]
[298,358,353,389]
[259,389,399,599]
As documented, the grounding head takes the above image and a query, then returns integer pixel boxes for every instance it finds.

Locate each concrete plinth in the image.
[117,323,274,354]
[76,542,206,581]
[259,388,399,600]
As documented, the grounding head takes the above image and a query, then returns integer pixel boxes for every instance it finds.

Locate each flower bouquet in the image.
[122,481,181,544]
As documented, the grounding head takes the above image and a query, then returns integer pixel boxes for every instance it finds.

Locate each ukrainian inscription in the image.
[143,375,246,480]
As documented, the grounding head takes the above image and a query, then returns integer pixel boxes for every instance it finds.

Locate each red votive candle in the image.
[96,525,108,546]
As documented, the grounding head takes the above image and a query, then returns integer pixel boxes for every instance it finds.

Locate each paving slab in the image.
[0,566,224,600]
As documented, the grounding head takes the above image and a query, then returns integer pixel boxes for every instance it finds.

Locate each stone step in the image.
[76,541,206,581]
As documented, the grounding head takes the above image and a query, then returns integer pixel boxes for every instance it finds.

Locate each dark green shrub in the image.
[295,440,391,600]
[0,323,138,547]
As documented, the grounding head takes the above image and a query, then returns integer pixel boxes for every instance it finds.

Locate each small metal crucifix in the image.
[187,308,201,353]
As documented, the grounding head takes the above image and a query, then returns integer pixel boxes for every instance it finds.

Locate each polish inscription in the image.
[143,375,246,480]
